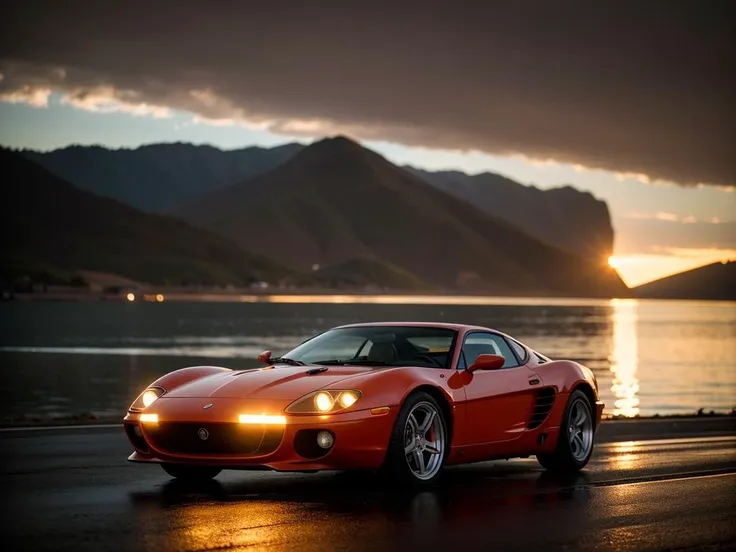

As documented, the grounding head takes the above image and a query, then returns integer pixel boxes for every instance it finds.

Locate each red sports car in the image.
[124,322,604,484]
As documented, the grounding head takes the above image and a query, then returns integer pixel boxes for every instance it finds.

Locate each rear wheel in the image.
[537,390,595,472]
[161,463,221,481]
[384,392,448,485]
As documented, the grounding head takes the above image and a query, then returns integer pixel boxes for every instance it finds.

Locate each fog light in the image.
[316,430,334,449]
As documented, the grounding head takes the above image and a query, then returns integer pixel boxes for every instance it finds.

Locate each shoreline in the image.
[4,290,736,305]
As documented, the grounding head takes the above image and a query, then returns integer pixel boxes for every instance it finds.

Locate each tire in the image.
[161,463,221,481]
[383,391,449,485]
[537,389,595,472]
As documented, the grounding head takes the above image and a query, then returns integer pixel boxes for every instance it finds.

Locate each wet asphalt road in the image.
[2,418,735,552]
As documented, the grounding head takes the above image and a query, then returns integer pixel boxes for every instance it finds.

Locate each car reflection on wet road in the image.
[3,422,736,551]
[129,468,598,551]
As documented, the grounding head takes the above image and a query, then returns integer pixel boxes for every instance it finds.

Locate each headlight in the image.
[142,390,159,407]
[337,390,359,408]
[129,386,165,411]
[285,390,362,414]
[314,392,335,412]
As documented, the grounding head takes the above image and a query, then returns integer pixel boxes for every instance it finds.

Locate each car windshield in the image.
[282,326,458,368]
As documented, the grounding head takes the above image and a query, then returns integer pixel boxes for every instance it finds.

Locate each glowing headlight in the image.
[314,392,335,412]
[142,390,160,408]
[286,389,362,414]
[338,391,358,408]
[129,386,165,411]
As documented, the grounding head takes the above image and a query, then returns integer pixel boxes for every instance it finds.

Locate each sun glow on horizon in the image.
[608,250,736,288]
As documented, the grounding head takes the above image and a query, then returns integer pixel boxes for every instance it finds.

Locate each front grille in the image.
[145,423,284,455]
[528,387,557,429]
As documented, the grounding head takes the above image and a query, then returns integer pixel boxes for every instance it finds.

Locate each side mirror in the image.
[467,354,505,372]
[256,350,272,364]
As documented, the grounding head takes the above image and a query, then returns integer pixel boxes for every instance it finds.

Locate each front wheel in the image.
[537,390,595,472]
[384,392,448,485]
[161,463,221,481]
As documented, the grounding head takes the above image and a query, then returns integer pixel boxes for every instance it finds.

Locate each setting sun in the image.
[604,250,736,288]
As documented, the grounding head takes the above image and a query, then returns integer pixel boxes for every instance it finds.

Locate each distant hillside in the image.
[634,261,736,300]
[177,136,627,297]
[21,141,303,212]
[408,168,614,260]
[315,258,434,291]
[24,141,615,260]
[0,149,299,287]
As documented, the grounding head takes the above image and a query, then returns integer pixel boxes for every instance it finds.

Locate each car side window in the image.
[506,338,529,364]
[458,332,521,370]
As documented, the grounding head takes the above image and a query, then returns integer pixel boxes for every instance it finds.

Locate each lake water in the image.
[1,297,734,422]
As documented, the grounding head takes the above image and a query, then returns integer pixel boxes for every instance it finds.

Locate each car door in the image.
[458,331,539,444]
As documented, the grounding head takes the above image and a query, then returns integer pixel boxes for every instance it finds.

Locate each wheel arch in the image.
[406,384,455,446]
[571,382,598,429]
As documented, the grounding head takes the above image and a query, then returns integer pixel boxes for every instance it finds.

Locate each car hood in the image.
[164,365,375,400]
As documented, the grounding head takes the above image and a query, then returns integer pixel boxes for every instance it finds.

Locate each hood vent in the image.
[305,366,329,375]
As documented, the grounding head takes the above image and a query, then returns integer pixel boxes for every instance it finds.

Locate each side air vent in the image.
[528,387,556,429]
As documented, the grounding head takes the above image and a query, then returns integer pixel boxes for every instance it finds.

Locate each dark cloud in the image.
[1,0,733,186]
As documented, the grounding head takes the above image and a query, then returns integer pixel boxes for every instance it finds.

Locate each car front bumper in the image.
[595,400,605,428]
[124,400,397,471]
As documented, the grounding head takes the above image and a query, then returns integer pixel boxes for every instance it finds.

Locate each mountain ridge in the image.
[0,148,298,287]
[407,167,614,260]
[176,136,627,296]
[634,261,735,300]
[20,141,304,212]
[21,139,615,260]
[1,147,448,292]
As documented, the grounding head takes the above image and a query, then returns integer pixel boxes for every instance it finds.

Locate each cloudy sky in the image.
[1,0,733,285]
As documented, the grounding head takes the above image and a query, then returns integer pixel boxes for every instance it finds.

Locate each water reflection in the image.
[610,299,640,417]
[162,293,614,306]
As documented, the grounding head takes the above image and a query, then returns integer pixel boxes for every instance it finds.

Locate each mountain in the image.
[316,258,434,291]
[23,141,616,262]
[21,141,303,212]
[177,136,627,296]
[0,149,298,288]
[407,168,614,260]
[634,261,736,300]
[24,142,616,261]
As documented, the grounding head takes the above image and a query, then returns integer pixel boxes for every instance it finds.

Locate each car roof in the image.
[334,321,502,333]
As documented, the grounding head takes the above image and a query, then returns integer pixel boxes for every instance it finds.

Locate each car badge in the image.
[198,428,209,441]
[202,403,213,410]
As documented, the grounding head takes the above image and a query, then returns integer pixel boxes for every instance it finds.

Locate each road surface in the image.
[2,417,735,552]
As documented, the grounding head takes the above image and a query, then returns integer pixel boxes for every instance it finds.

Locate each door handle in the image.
[528,378,540,385]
